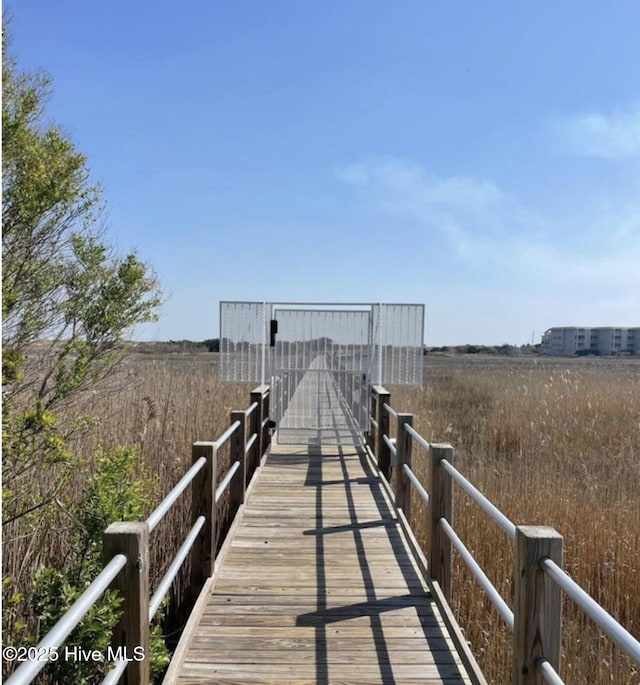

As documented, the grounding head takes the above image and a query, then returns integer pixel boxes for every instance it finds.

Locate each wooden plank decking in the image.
[164,441,475,684]
[275,355,365,446]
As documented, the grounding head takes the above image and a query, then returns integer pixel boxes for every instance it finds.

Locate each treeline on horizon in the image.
[131,339,544,355]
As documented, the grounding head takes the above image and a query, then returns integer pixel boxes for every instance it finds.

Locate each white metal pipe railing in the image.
[383,402,397,419]
[536,659,565,685]
[439,518,514,631]
[540,557,640,664]
[214,421,241,450]
[404,423,431,452]
[215,460,240,504]
[101,658,128,685]
[146,456,207,532]
[403,464,430,505]
[368,388,640,679]
[149,516,206,620]
[5,555,128,685]
[369,416,379,430]
[8,390,270,685]
[244,432,257,455]
[382,434,397,458]
[439,458,517,540]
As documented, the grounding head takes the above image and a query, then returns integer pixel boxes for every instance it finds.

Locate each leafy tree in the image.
[2,27,167,679]
[2,30,162,531]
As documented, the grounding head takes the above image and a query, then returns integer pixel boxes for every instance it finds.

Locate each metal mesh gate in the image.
[219,302,424,445]
[271,309,370,445]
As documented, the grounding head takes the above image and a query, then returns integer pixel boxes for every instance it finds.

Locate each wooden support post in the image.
[249,388,262,478]
[368,389,376,450]
[373,387,391,479]
[230,410,246,514]
[362,377,369,443]
[103,522,150,685]
[395,413,413,519]
[251,386,265,463]
[429,443,454,602]
[513,526,563,685]
[190,442,217,592]
[263,387,271,451]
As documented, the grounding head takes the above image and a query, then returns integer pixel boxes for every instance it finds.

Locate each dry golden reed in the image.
[392,354,640,685]
[2,352,254,650]
[5,351,638,684]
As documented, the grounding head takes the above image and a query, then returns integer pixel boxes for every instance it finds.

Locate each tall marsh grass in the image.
[5,351,638,684]
[392,355,640,685]
[2,352,252,660]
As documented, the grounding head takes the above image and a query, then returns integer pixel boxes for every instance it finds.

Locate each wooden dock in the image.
[164,440,477,684]
[13,309,639,685]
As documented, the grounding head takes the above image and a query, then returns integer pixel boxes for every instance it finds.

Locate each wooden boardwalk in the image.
[164,439,476,684]
[275,355,364,446]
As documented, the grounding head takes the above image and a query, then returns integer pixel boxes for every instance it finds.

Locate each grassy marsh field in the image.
[4,351,638,684]
[393,354,640,684]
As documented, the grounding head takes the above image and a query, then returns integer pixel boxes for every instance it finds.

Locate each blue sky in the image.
[7,1,640,345]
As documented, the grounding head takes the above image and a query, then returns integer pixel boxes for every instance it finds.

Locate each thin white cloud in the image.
[336,156,517,262]
[336,157,505,212]
[553,102,640,159]
[335,157,640,313]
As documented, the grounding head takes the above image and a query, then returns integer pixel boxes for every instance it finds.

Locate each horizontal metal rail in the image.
[8,394,268,685]
[149,516,206,620]
[536,658,565,685]
[275,367,360,373]
[215,460,240,504]
[383,402,397,418]
[261,417,270,429]
[5,555,127,685]
[146,456,207,532]
[273,300,386,306]
[440,458,517,541]
[404,423,431,452]
[245,432,257,455]
[214,420,241,450]
[540,557,640,664]
[369,416,379,430]
[403,464,430,505]
[383,434,397,457]
[440,518,514,631]
[101,657,127,685]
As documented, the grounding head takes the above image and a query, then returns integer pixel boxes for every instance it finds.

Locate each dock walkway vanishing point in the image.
[163,361,478,685]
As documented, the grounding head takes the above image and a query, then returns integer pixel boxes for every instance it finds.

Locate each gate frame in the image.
[219,301,425,444]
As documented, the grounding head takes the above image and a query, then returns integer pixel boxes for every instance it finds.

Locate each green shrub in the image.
[27,445,169,684]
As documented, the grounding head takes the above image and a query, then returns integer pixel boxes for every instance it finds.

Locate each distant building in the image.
[541,327,640,355]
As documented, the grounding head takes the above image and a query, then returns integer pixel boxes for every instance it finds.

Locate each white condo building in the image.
[541,327,640,355]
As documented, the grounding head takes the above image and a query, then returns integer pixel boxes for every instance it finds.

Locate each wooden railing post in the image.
[250,385,271,464]
[261,386,272,453]
[230,410,246,512]
[361,376,369,438]
[368,387,376,450]
[429,443,453,601]
[513,526,563,685]
[103,522,150,685]
[190,442,217,592]
[373,386,391,479]
[395,413,413,518]
[249,388,262,478]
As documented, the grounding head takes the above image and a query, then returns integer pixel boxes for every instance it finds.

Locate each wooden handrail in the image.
[7,385,272,685]
[367,384,639,685]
